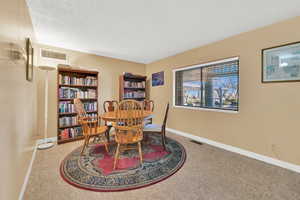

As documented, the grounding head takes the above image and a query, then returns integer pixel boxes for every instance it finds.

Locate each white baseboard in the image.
[19,137,57,200]
[166,128,300,174]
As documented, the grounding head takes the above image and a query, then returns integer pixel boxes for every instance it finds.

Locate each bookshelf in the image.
[119,72,147,101]
[57,67,99,144]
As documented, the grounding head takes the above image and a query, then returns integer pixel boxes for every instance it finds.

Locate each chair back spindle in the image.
[74,98,87,118]
[144,100,154,112]
[103,100,118,112]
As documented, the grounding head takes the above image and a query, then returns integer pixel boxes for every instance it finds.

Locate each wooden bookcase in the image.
[57,66,99,144]
[119,73,147,101]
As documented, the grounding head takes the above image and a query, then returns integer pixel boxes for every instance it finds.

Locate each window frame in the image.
[172,57,239,113]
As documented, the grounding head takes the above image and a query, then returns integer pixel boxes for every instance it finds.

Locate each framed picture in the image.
[152,71,164,86]
[262,41,300,83]
[26,38,34,81]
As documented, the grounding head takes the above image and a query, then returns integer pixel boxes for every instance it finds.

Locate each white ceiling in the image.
[26,0,300,64]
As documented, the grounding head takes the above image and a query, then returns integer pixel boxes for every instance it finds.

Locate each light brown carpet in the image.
[24,133,300,200]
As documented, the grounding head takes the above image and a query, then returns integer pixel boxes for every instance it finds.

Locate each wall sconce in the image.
[0,42,26,61]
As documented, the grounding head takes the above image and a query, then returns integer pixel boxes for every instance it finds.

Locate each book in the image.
[59,87,96,99]
[124,81,145,88]
[59,127,83,140]
[124,90,145,98]
[59,74,97,86]
[59,101,97,113]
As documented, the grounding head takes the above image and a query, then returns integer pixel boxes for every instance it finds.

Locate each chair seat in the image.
[87,125,108,136]
[144,115,153,120]
[143,124,162,132]
[143,119,152,125]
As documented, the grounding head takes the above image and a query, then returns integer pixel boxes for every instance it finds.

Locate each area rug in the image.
[60,133,186,192]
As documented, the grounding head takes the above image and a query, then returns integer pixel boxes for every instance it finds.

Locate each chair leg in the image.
[143,133,150,144]
[163,129,168,144]
[81,136,89,156]
[106,126,111,143]
[161,132,166,151]
[87,136,91,147]
[92,136,97,143]
[104,142,109,153]
[162,130,168,144]
[113,143,120,170]
[138,142,143,164]
[103,133,110,153]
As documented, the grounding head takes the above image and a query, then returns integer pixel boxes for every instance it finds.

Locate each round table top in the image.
[100,110,153,121]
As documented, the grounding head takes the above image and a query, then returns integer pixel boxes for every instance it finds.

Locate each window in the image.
[174,57,239,112]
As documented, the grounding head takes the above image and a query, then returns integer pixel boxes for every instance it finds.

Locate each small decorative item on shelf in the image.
[262,41,300,83]
[119,72,147,101]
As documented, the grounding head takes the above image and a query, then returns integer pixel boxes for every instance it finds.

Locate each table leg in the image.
[106,126,112,143]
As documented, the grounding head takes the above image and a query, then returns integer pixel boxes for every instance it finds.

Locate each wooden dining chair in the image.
[143,102,169,150]
[103,100,118,142]
[143,100,154,124]
[74,98,109,155]
[113,100,144,170]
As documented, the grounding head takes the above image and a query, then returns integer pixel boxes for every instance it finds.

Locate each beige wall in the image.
[0,0,37,199]
[36,44,146,138]
[1,1,298,198]
[146,16,300,166]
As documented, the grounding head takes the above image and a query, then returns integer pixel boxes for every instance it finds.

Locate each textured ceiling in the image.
[26,0,300,64]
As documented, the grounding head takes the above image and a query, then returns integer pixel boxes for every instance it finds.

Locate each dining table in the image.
[100,110,154,142]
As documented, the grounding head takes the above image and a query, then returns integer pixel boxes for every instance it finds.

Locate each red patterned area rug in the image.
[60,133,186,192]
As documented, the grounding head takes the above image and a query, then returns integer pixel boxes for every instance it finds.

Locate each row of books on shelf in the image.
[124,90,145,98]
[58,127,83,141]
[124,81,145,88]
[59,87,97,99]
[59,116,78,127]
[59,113,98,127]
[59,101,97,113]
[59,74,97,86]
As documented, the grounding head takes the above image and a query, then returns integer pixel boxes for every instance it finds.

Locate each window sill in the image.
[173,105,239,114]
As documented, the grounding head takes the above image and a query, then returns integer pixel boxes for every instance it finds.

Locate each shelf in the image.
[59,124,81,129]
[58,111,97,116]
[59,84,97,88]
[59,98,97,101]
[124,97,145,99]
[124,87,145,90]
[57,136,84,144]
[58,67,99,145]
[58,67,98,75]
[119,74,147,102]
[124,77,146,81]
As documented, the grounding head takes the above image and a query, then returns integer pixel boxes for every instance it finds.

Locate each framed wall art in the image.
[262,41,300,83]
[152,71,164,86]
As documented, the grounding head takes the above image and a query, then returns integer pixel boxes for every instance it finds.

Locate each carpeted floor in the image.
[24,133,300,200]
